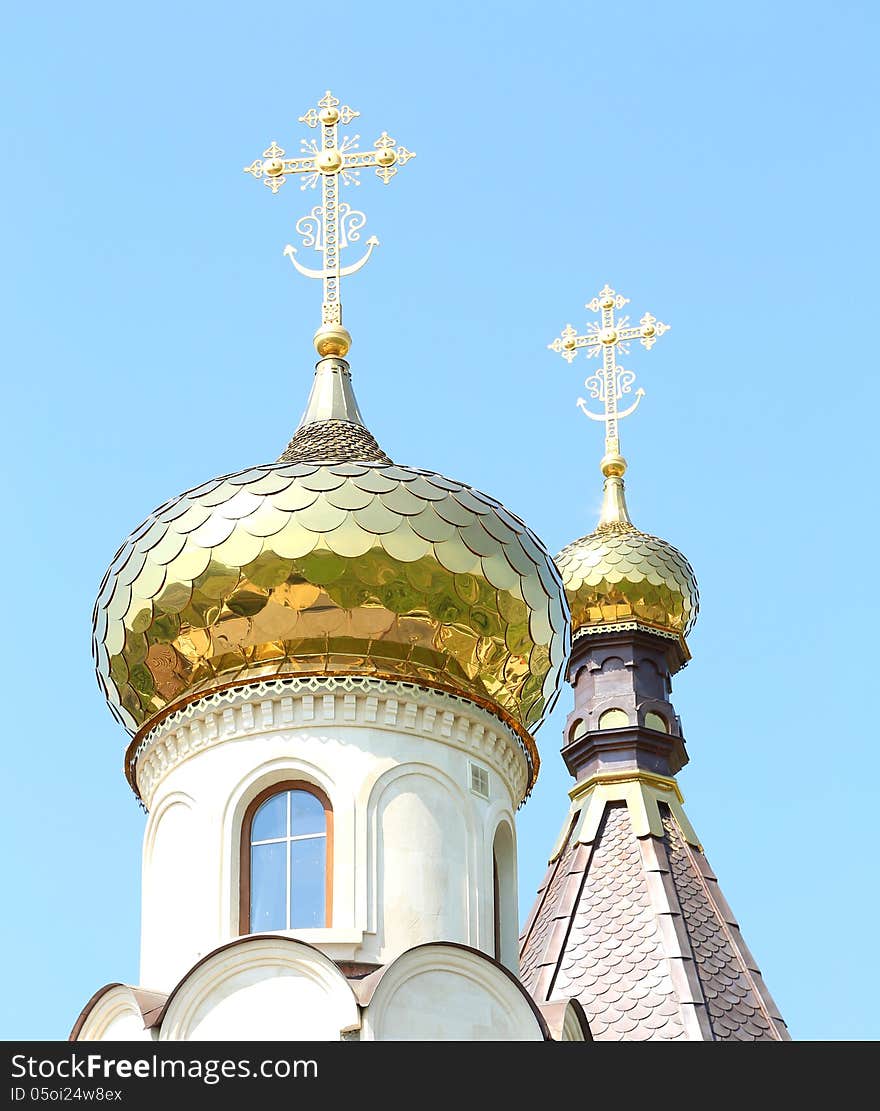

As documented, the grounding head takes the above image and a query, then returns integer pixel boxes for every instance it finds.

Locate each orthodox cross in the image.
[548,284,670,459]
[245,90,415,342]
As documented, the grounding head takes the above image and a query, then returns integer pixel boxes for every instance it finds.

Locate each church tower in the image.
[73,92,587,1042]
[519,285,789,1040]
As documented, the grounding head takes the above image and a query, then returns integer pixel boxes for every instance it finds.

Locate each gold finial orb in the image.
[264,158,285,177]
[376,147,397,168]
[602,296,615,309]
[318,106,339,125]
[600,328,618,345]
[601,452,627,477]
[314,323,352,357]
[641,323,656,338]
[316,148,343,173]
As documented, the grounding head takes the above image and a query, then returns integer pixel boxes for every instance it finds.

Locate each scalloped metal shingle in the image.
[519,800,790,1041]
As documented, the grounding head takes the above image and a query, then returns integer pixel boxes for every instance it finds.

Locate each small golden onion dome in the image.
[93,359,569,788]
[556,470,699,644]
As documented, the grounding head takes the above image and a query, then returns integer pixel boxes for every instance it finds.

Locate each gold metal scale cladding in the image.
[92,459,570,784]
[556,525,699,642]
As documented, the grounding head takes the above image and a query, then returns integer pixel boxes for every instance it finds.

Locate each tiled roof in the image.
[519,798,789,1041]
[660,808,785,1039]
[518,835,578,998]
[278,419,391,463]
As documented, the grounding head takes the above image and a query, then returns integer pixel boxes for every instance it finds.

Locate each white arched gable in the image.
[73,985,154,1042]
[537,998,592,1042]
[361,943,546,1041]
[159,937,359,1041]
[560,1001,590,1041]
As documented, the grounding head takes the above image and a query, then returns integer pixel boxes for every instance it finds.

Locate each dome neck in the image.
[297,356,366,430]
[278,356,390,463]
[597,474,633,530]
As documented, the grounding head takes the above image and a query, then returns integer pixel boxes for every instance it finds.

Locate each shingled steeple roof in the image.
[519,797,789,1040]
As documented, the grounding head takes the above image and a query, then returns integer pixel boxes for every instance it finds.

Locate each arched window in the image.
[598,707,629,729]
[568,718,588,744]
[240,783,332,934]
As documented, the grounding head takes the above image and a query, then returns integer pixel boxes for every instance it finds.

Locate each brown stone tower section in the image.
[519,627,790,1040]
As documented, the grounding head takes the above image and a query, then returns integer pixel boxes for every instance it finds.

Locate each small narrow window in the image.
[469,762,490,799]
[240,783,332,934]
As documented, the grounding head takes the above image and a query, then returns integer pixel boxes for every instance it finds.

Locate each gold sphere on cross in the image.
[602,297,615,309]
[376,147,397,168]
[316,148,343,173]
[314,323,352,358]
[641,324,656,338]
[318,106,339,125]
[264,158,284,177]
[600,328,618,345]
[600,452,627,478]
[563,336,577,350]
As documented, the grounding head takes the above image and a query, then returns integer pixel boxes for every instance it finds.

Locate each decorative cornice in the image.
[571,620,690,662]
[571,768,683,802]
[562,723,688,780]
[546,770,702,862]
[131,674,531,810]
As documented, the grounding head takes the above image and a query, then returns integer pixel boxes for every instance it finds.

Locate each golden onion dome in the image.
[556,467,698,646]
[93,357,569,783]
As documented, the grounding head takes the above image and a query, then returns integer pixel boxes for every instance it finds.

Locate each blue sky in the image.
[2,1,878,1040]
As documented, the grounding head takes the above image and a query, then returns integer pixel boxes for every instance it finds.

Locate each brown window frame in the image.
[239,780,334,935]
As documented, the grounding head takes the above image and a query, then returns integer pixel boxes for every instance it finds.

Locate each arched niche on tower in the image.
[635,654,667,700]
[492,820,518,972]
[141,792,206,990]
[369,764,473,960]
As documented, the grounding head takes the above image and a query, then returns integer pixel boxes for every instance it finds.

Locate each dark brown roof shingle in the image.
[520,798,789,1041]
[279,419,390,463]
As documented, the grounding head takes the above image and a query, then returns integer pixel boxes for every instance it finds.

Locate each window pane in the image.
[290,790,325,837]
[290,836,325,928]
[251,841,287,931]
[252,791,287,842]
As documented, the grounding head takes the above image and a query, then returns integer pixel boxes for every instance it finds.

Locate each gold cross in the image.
[549,284,670,459]
[244,90,415,353]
